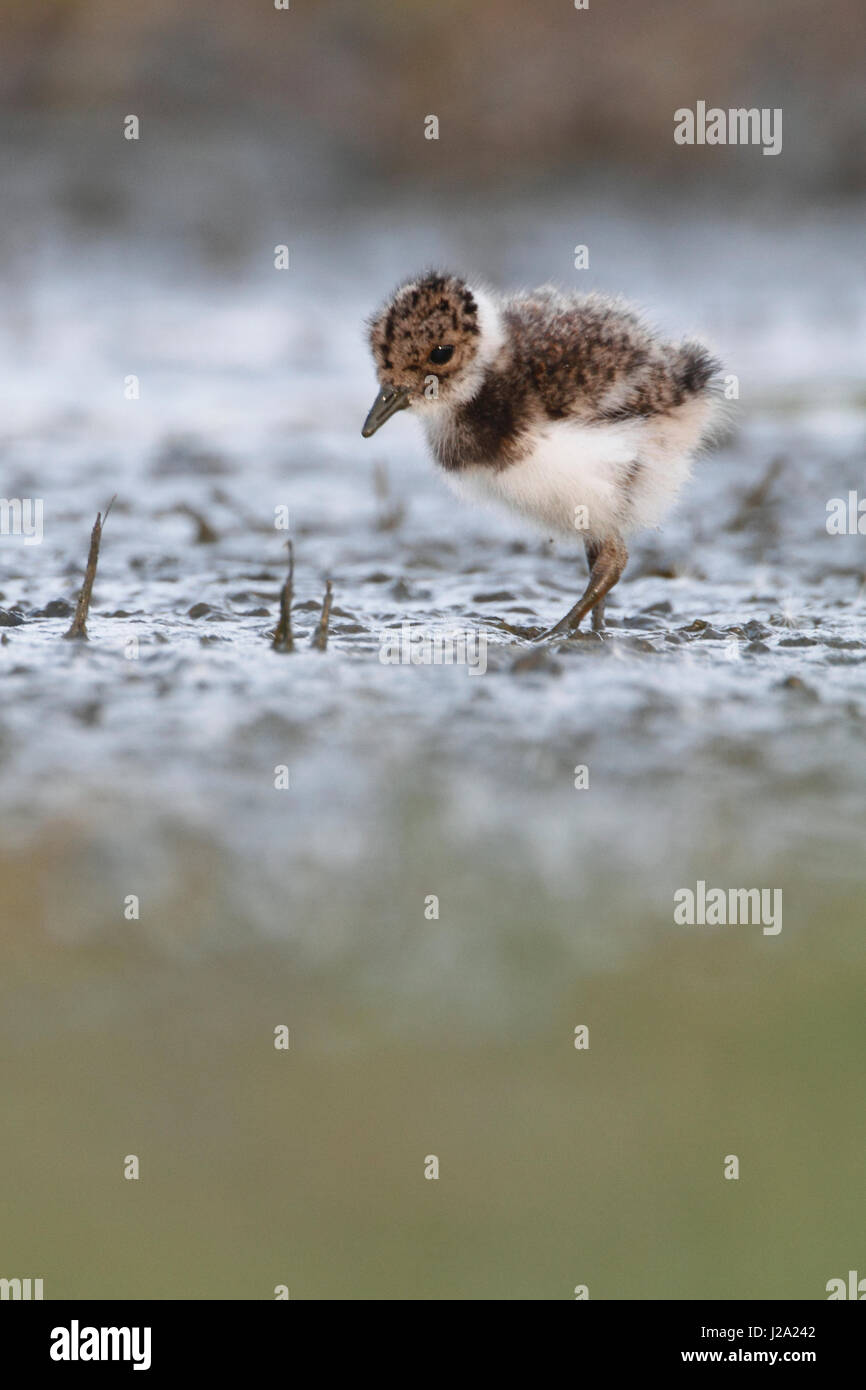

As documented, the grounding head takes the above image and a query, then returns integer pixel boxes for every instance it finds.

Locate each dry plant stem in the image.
[726,456,785,533]
[177,503,218,544]
[310,580,333,651]
[271,541,295,652]
[63,497,116,640]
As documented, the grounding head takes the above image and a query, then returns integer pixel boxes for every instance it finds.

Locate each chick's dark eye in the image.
[428,344,454,365]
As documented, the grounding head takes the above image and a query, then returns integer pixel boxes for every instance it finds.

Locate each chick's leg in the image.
[540,532,628,639]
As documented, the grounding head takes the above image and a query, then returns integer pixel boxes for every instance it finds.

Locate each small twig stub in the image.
[63,497,116,641]
[310,580,333,651]
[271,541,295,653]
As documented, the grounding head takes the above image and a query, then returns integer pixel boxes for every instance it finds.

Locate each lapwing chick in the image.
[362,272,722,637]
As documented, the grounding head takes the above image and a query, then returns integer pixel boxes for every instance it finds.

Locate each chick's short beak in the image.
[361,385,411,438]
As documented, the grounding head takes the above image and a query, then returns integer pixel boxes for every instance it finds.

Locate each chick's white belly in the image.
[442,412,706,540]
[444,420,641,539]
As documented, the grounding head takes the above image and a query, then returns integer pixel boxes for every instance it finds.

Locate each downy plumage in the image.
[363,271,722,636]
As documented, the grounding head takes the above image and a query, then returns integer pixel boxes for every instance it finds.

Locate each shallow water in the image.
[1,180,865,1298]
